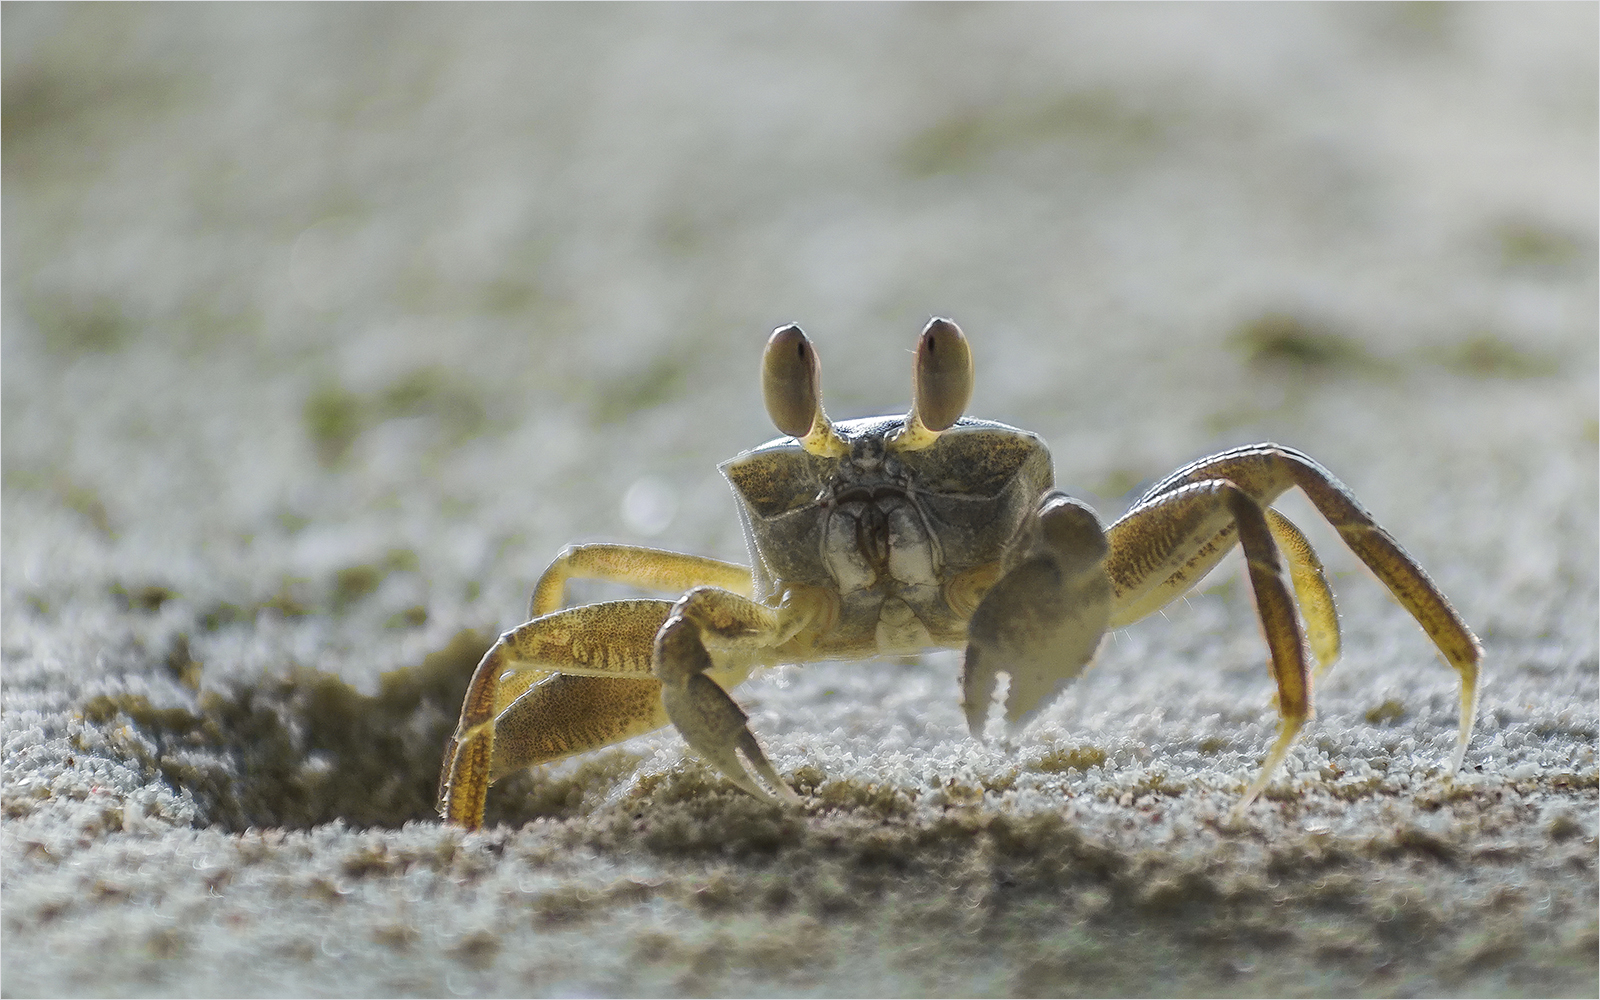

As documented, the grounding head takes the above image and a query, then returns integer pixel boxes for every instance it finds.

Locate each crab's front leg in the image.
[962,492,1115,734]
[652,586,818,803]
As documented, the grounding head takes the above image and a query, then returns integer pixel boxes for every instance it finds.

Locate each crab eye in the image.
[762,324,822,438]
[912,317,973,432]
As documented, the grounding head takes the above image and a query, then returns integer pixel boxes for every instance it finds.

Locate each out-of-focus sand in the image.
[3,5,1595,996]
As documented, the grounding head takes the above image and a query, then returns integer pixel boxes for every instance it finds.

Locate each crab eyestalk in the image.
[890,317,973,452]
[762,324,848,458]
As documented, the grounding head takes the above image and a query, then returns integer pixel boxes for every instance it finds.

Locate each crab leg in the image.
[1263,508,1341,674]
[440,549,768,828]
[652,586,815,803]
[1124,445,1478,674]
[1105,479,1312,813]
[1104,504,1341,675]
[439,599,682,828]
[529,543,753,617]
[504,545,753,743]
[1104,443,1483,809]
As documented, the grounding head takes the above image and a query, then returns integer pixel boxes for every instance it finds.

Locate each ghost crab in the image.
[439,319,1482,829]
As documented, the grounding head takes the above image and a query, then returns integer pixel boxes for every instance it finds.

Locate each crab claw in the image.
[654,617,799,803]
[962,494,1113,738]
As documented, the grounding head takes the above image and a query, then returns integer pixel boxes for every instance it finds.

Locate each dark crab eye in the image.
[762,324,822,438]
[912,317,973,432]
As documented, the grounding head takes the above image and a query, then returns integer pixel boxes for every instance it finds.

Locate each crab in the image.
[439,319,1482,829]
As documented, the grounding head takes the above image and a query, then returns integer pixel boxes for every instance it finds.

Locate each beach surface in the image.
[3,5,1596,996]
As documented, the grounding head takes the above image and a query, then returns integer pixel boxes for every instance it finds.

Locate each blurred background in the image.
[3,4,1595,996]
[6,5,1593,680]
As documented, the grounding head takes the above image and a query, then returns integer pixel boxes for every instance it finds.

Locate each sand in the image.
[3,5,1596,996]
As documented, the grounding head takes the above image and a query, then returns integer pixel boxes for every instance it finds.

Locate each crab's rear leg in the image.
[1104,479,1322,814]
[1263,508,1341,675]
[1105,505,1342,677]
[1129,444,1483,774]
